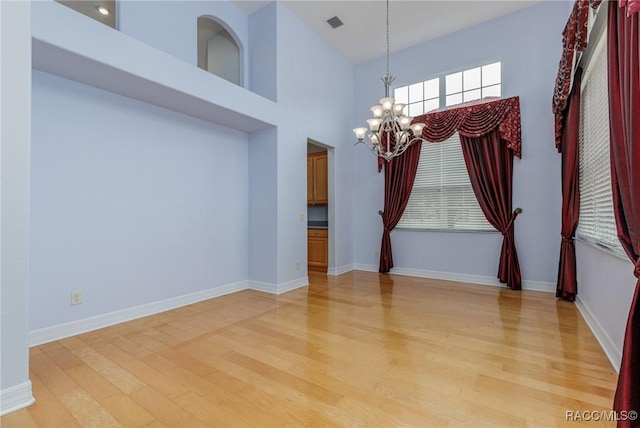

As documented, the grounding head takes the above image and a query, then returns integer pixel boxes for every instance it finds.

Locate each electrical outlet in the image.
[299,213,305,222]
[374,251,380,259]
[296,261,300,270]
[70,290,82,305]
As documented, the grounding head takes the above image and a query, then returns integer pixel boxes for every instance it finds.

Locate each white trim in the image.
[29,281,249,347]
[353,263,378,273]
[248,277,309,294]
[352,264,555,293]
[277,277,309,294]
[327,264,354,276]
[29,276,312,347]
[575,294,621,373]
[247,280,278,294]
[0,381,35,416]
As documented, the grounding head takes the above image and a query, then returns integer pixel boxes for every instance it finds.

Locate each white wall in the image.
[353,1,569,286]
[248,2,277,102]
[276,3,355,281]
[0,0,35,415]
[30,71,249,329]
[575,242,637,370]
[248,128,278,285]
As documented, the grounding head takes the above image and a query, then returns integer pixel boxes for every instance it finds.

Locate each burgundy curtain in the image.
[377,97,522,277]
[416,97,522,288]
[459,131,521,290]
[379,141,422,273]
[556,67,583,302]
[608,1,640,424]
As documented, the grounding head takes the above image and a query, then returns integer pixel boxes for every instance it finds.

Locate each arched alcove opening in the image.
[197,16,242,86]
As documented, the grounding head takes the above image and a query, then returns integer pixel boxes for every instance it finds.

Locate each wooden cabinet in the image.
[307,152,328,205]
[308,228,328,272]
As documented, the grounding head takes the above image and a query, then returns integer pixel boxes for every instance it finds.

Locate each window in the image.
[394,62,500,232]
[394,78,440,117]
[576,31,625,257]
[397,133,494,231]
[445,62,501,107]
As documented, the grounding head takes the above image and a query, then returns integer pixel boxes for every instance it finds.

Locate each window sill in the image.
[574,236,629,261]
[395,227,498,234]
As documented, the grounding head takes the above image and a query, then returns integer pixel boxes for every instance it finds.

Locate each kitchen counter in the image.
[308,221,328,229]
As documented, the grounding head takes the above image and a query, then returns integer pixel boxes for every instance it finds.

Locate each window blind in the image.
[576,31,626,257]
[397,133,495,231]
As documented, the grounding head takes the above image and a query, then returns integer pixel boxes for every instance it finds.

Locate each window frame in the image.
[574,16,627,260]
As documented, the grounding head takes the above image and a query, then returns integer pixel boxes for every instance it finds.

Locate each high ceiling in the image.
[231,1,548,64]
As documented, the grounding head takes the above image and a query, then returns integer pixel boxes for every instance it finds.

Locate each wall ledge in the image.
[31,1,277,133]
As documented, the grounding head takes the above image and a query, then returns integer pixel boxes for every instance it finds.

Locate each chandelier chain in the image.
[386,0,390,75]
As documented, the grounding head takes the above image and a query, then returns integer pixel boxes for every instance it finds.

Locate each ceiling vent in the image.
[326,16,344,29]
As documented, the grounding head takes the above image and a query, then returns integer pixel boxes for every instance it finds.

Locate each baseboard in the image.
[248,281,277,294]
[29,281,249,347]
[575,295,622,373]
[327,264,354,276]
[277,276,309,293]
[0,380,35,416]
[352,263,378,273]
[352,264,555,293]
[248,277,309,294]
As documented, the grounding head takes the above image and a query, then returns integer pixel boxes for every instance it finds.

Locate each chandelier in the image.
[353,0,427,161]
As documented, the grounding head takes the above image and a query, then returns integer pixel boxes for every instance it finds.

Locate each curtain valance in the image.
[412,96,522,158]
[552,0,602,148]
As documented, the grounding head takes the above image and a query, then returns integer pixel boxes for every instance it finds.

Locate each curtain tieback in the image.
[561,234,574,243]
[501,207,523,235]
[634,258,640,279]
[378,210,391,234]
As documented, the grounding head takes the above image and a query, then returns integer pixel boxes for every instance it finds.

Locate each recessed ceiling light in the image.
[96,5,110,16]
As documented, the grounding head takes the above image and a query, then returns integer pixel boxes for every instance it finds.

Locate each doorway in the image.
[307,139,333,274]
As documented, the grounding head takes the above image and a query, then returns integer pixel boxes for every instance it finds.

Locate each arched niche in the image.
[197,16,242,87]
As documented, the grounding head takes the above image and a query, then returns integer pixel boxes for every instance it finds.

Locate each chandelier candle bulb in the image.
[370,105,384,118]
[398,116,412,130]
[392,103,405,116]
[411,123,425,137]
[380,97,394,111]
[367,118,382,132]
[353,127,367,141]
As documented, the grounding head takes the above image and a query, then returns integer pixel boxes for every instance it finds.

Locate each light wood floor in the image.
[2,271,618,427]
